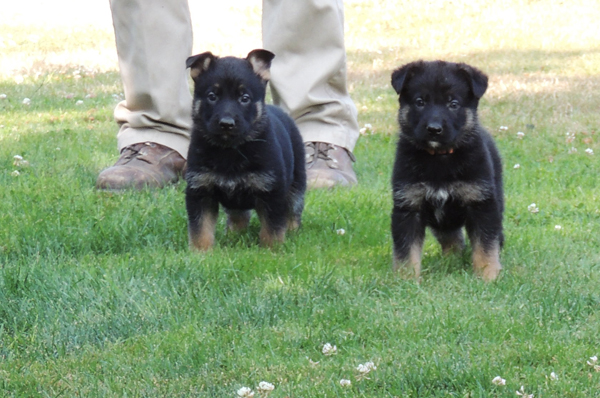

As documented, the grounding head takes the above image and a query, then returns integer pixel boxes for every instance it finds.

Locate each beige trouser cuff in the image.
[110,0,193,159]
[263,0,360,152]
[110,0,360,158]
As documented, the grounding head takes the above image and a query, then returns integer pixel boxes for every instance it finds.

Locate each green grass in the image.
[1,1,600,396]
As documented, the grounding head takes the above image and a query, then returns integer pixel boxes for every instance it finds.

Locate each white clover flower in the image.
[322,343,337,356]
[516,386,534,397]
[357,361,377,374]
[257,381,275,393]
[499,126,509,131]
[513,164,521,169]
[550,372,558,381]
[565,132,576,143]
[306,357,320,366]
[76,100,84,106]
[568,147,578,154]
[492,376,506,386]
[340,379,352,387]
[22,98,31,105]
[554,225,562,231]
[11,170,20,177]
[527,203,539,213]
[517,132,525,139]
[237,386,255,397]
[587,355,599,371]
[336,228,346,236]
[13,155,28,167]
[585,148,594,155]
[527,203,539,214]
[0,93,6,100]
[359,123,374,135]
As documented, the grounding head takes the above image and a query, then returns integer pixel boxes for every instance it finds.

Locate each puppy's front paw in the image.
[472,244,502,282]
[393,255,421,282]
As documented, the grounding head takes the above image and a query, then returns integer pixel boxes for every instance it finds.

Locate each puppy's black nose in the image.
[427,123,443,135]
[219,117,236,130]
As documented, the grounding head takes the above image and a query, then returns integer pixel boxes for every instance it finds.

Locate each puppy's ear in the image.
[391,61,422,95]
[458,64,488,99]
[246,49,275,82]
[186,52,217,80]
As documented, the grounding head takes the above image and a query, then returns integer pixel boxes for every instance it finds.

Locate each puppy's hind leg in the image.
[391,207,426,280]
[255,197,288,248]
[432,228,465,254]
[225,209,251,232]
[286,187,305,231]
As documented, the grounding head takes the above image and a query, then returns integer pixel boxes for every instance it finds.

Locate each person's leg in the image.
[97,0,193,190]
[262,0,360,188]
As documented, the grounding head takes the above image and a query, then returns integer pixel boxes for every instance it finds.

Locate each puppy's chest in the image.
[187,168,276,195]
[394,181,490,209]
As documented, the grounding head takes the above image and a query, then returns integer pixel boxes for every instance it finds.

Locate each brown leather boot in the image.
[96,142,186,190]
[304,142,357,189]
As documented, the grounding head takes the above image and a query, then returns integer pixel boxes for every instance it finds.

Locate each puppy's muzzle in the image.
[219,117,236,131]
[427,122,443,136]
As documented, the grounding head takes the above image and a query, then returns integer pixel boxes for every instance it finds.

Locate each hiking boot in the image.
[304,142,357,189]
[96,142,186,190]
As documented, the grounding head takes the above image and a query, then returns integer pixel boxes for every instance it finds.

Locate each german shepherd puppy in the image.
[390,60,504,281]
[185,50,306,250]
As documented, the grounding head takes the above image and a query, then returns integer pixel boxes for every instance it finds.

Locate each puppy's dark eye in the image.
[239,94,251,104]
[448,100,460,110]
[415,98,425,108]
[207,92,218,103]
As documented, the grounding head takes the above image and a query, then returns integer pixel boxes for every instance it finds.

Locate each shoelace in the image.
[120,142,156,165]
[306,142,339,169]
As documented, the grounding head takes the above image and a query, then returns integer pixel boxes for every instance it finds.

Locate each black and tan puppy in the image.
[185,50,306,250]
[390,60,504,281]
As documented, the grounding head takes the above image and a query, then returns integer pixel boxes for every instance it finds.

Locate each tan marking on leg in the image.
[227,210,251,232]
[259,223,286,248]
[472,241,502,281]
[189,211,218,251]
[287,216,300,231]
[393,242,423,281]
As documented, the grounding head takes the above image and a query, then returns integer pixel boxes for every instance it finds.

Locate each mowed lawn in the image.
[1,1,599,397]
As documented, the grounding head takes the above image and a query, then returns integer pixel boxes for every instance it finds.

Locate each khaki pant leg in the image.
[262,0,360,152]
[109,0,193,159]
